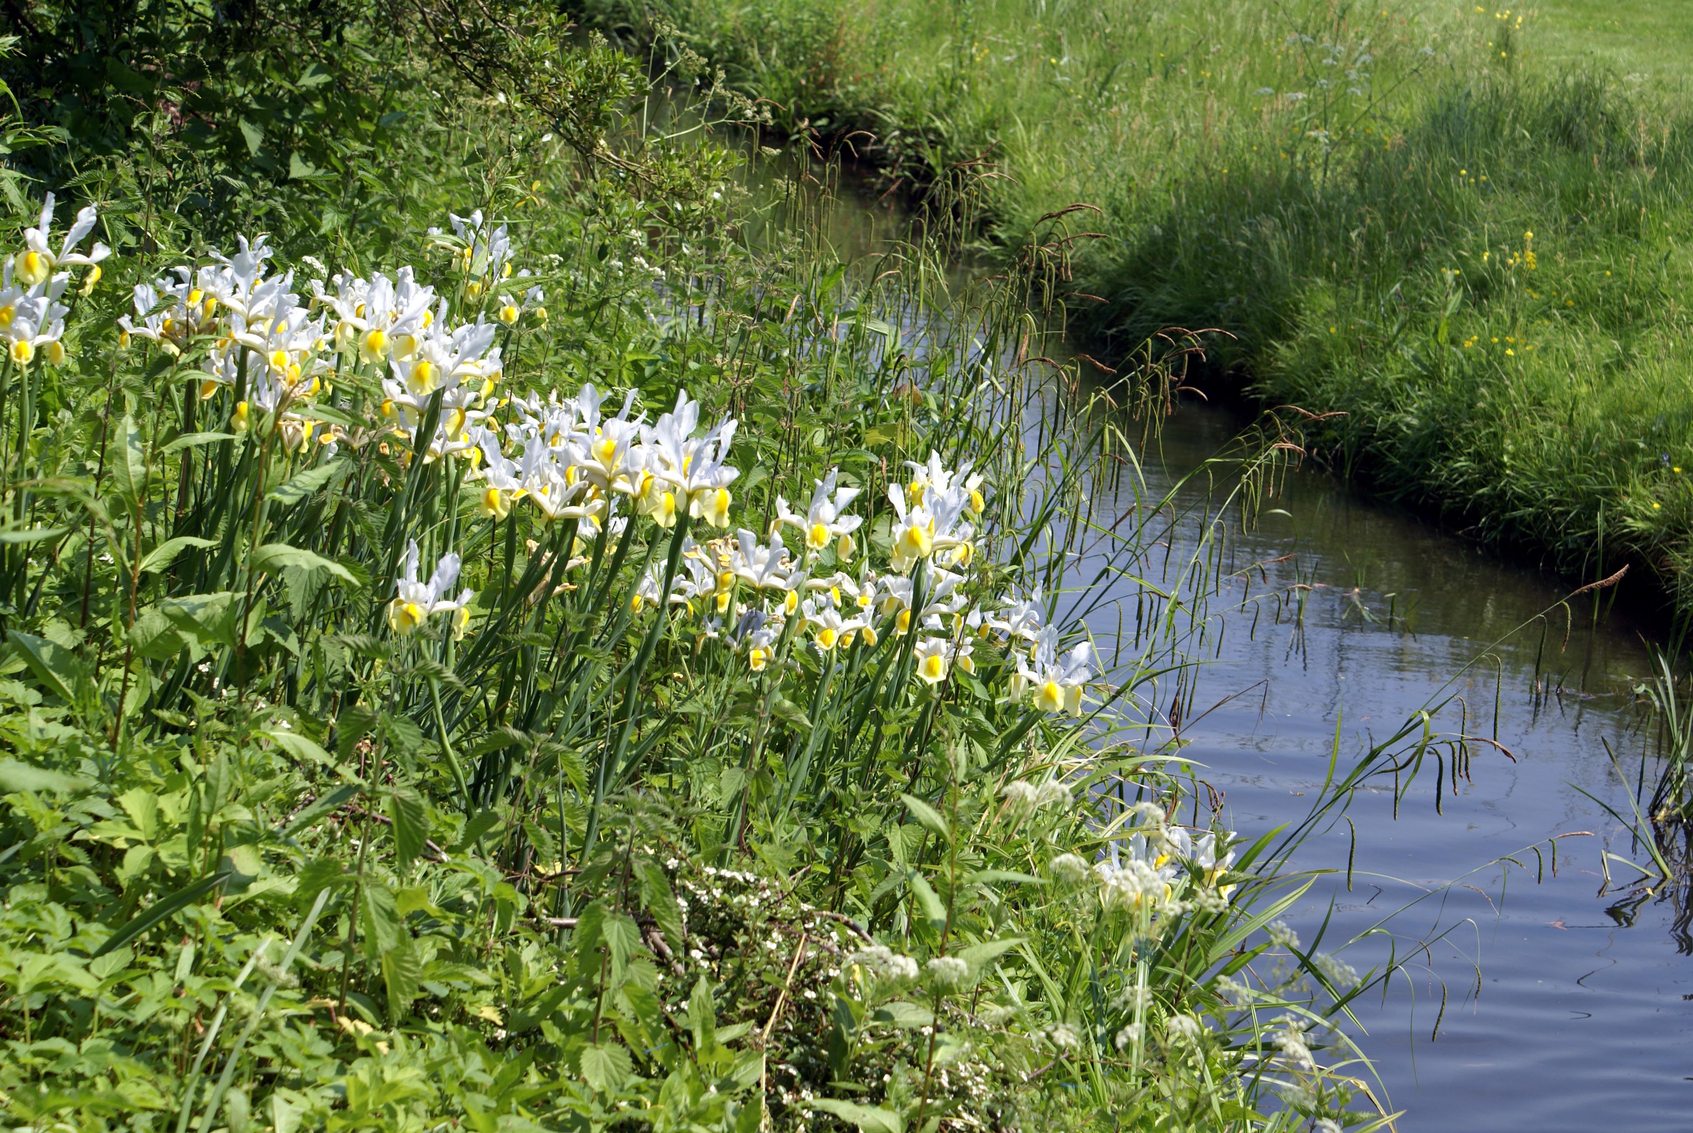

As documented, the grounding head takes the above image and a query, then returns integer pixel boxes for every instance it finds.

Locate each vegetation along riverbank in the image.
[0,2,1401,1130]
[578,0,1693,629]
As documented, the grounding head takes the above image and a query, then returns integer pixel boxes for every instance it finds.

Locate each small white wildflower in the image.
[1049,852,1089,885]
[1163,1012,1203,1046]
[847,945,918,984]
[1045,1022,1080,1050]
[924,955,970,991]
[1272,1015,1316,1072]
[1002,780,1041,816]
[1266,920,1301,950]
[1034,779,1071,808]
[1312,952,1359,991]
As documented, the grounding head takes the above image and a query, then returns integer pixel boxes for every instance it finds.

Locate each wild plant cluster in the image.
[585,0,1693,628]
[0,10,1378,1133]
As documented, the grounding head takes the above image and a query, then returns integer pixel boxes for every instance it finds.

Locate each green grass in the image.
[580,0,1693,627]
[1527,1,1693,85]
[0,4,1410,1130]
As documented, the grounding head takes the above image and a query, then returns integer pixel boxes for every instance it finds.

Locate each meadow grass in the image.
[581,0,1693,628]
[0,4,1407,1130]
[1525,1,1693,86]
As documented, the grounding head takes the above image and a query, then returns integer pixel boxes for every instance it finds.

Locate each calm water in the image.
[753,154,1693,1132]
[1075,401,1692,1132]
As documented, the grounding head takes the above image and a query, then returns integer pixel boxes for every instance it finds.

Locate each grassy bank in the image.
[579,0,1693,626]
[0,3,1394,1130]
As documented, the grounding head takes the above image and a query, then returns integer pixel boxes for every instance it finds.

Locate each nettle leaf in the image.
[335,705,379,761]
[579,1042,633,1094]
[602,910,642,980]
[111,411,146,508]
[359,879,403,959]
[634,858,684,945]
[8,629,89,710]
[251,543,358,586]
[899,793,950,841]
[809,1099,903,1133]
[381,935,423,1019]
[387,787,427,868]
[140,535,217,575]
[267,459,348,507]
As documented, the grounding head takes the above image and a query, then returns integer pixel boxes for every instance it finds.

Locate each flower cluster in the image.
[0,194,108,366]
[111,208,1098,713]
[387,540,475,638]
[119,214,526,458]
[468,384,738,532]
[1054,812,1239,923]
[457,383,1094,709]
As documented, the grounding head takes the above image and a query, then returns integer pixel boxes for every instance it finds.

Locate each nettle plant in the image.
[0,184,1371,1130]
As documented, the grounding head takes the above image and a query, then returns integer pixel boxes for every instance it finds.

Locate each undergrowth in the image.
[576,0,1693,632]
[0,3,1398,1131]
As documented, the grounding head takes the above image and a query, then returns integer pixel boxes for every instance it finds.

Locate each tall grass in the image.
[581,0,1693,631]
[0,12,1412,1130]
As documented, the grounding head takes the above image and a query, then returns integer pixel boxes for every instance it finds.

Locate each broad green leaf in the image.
[687,976,717,1051]
[266,459,347,506]
[900,793,950,840]
[8,629,86,708]
[0,524,67,545]
[809,1099,903,1133]
[161,431,236,455]
[117,787,160,839]
[0,756,91,794]
[579,1043,633,1093]
[128,605,188,660]
[111,411,145,507]
[251,543,358,585]
[158,591,242,646]
[955,937,1023,974]
[238,117,263,156]
[872,1001,934,1029]
[907,870,947,928]
[264,729,334,769]
[140,535,216,575]
[387,787,427,868]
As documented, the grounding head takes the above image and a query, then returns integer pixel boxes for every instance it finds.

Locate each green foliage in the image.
[0,8,1386,1132]
[578,0,1693,630]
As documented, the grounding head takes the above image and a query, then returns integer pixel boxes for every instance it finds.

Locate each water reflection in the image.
[741,147,1692,1130]
[1083,392,1692,1131]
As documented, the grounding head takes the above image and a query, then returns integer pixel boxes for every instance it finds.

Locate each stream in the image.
[739,150,1692,1131]
[1092,404,1690,1132]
